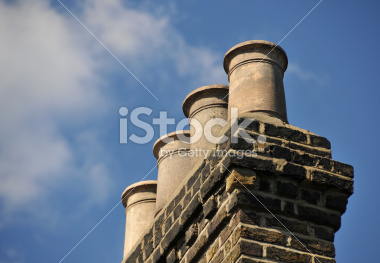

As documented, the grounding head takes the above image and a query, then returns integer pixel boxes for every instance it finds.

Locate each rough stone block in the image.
[266,246,312,263]
[226,168,257,193]
[310,169,354,194]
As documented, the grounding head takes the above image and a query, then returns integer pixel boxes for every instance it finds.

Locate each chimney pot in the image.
[153,130,192,214]
[121,180,157,259]
[224,40,288,122]
[182,84,229,165]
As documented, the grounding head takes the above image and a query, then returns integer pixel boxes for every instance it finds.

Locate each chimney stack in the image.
[121,40,353,263]
[224,40,288,122]
[153,130,192,214]
[182,84,229,165]
[121,180,157,259]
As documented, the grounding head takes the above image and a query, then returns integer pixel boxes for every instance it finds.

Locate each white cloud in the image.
[0,0,110,226]
[287,62,329,87]
[83,0,225,84]
[0,0,225,229]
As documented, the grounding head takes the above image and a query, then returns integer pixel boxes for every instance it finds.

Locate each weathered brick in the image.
[220,212,241,245]
[173,202,183,220]
[143,240,154,260]
[166,248,177,263]
[266,246,312,263]
[143,228,153,247]
[258,177,272,192]
[192,177,201,195]
[286,141,331,158]
[240,225,287,246]
[203,196,217,219]
[230,190,282,213]
[231,136,254,151]
[185,224,198,245]
[227,168,257,193]
[180,193,202,226]
[313,225,335,242]
[238,209,262,227]
[264,123,308,145]
[213,249,224,263]
[282,201,295,215]
[185,232,208,263]
[276,180,298,198]
[297,205,341,231]
[290,236,335,257]
[314,157,333,171]
[325,192,348,213]
[269,145,291,161]
[200,167,223,200]
[333,161,354,178]
[301,189,321,205]
[161,220,181,252]
[207,205,228,239]
[314,256,336,263]
[282,162,307,182]
[201,161,211,183]
[223,239,263,263]
[164,215,173,234]
[231,155,278,174]
[265,216,309,236]
[152,247,163,263]
[291,151,314,167]
[165,200,176,219]
[125,245,141,263]
[154,213,165,234]
[174,186,186,208]
[310,134,331,149]
[310,169,354,194]
[238,117,260,133]
[236,256,276,263]
[154,228,163,248]
[239,239,263,258]
[206,238,220,262]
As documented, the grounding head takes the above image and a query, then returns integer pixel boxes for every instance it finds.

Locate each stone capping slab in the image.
[234,114,331,150]
[228,151,353,195]
[122,116,353,263]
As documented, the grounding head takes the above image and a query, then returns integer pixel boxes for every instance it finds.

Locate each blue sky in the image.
[0,0,379,262]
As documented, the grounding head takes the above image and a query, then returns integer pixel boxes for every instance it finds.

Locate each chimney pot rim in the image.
[223,40,288,74]
[152,130,190,159]
[182,84,229,117]
[121,180,157,207]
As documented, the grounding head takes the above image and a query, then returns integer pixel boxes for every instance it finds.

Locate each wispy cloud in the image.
[0,0,225,230]
[287,62,329,87]
[0,0,110,227]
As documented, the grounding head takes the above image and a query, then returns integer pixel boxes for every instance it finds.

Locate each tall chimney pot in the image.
[182,84,229,165]
[121,180,157,259]
[223,40,288,122]
[153,130,192,214]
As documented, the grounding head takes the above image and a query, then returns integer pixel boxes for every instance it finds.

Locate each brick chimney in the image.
[121,40,353,263]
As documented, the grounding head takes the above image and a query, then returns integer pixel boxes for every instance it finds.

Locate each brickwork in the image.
[122,117,353,263]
